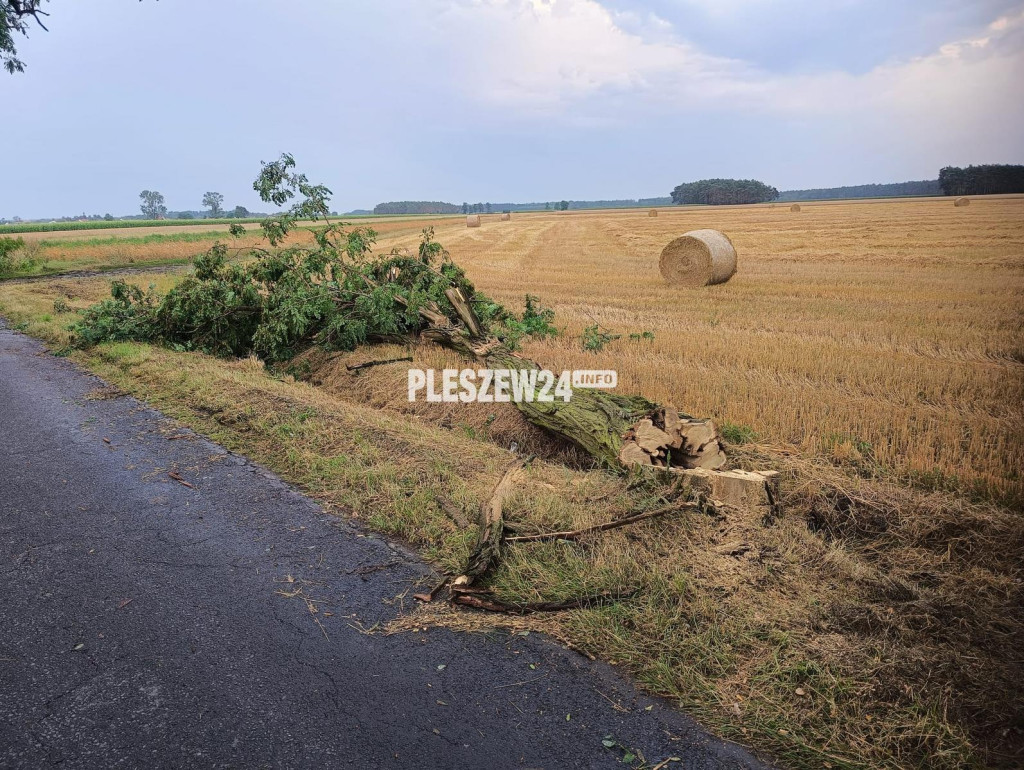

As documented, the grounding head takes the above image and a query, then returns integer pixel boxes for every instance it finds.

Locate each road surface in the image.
[0,322,770,769]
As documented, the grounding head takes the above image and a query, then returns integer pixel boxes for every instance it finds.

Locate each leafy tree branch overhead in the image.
[1,1,152,73]
[1,0,49,73]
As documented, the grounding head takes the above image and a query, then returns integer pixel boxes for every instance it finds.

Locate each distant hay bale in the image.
[954,197,970,207]
[790,203,801,212]
[659,229,737,288]
[500,213,511,221]
[466,214,481,227]
[648,209,658,217]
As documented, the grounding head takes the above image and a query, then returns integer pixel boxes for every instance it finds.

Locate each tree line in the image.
[938,165,1024,196]
[373,201,462,215]
[370,198,675,216]
[362,168,1024,216]
[670,179,778,205]
[779,180,940,201]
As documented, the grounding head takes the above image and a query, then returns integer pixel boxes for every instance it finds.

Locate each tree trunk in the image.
[419,295,727,471]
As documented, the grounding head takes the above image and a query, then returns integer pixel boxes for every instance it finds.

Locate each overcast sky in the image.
[3,0,1023,218]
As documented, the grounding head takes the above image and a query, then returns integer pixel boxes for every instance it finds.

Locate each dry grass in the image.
[2,196,1023,769]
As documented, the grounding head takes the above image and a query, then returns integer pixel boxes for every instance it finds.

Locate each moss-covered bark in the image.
[421,324,658,467]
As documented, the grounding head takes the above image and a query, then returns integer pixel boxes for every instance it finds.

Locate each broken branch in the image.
[413,576,451,603]
[504,501,698,543]
[457,458,530,584]
[450,589,638,615]
[345,355,413,372]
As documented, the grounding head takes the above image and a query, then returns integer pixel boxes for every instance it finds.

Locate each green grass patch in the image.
[35,231,243,249]
[719,421,758,445]
[0,218,267,234]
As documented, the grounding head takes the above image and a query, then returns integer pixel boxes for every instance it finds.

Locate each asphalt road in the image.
[0,322,771,770]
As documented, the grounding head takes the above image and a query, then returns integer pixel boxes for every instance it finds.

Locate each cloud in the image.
[423,0,1024,158]
[3,0,1020,217]
[759,8,1024,151]
[428,0,753,111]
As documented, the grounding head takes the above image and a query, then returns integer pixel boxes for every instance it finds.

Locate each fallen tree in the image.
[71,154,726,472]
[398,282,728,470]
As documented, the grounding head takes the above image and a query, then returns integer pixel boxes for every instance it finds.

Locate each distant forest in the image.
[778,180,940,201]
[671,179,778,205]
[363,165,1024,217]
[938,165,1024,196]
[370,198,672,215]
[373,201,462,215]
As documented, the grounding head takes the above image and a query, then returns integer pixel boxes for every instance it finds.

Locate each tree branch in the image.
[504,501,697,543]
[9,0,50,31]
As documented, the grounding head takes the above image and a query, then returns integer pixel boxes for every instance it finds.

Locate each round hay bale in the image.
[466,214,481,228]
[648,209,658,217]
[659,229,737,288]
[790,203,801,212]
[500,212,511,221]
[954,197,970,207]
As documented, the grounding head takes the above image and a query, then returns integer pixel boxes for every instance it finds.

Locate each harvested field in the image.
[362,195,1024,503]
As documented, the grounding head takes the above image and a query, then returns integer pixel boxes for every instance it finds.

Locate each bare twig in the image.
[9,0,50,30]
[451,588,638,615]
[505,502,696,543]
[168,470,194,489]
[492,673,550,689]
[345,355,412,372]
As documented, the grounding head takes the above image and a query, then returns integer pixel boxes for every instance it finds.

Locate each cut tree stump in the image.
[619,442,653,466]
[677,468,780,518]
[633,420,672,452]
[618,409,727,471]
